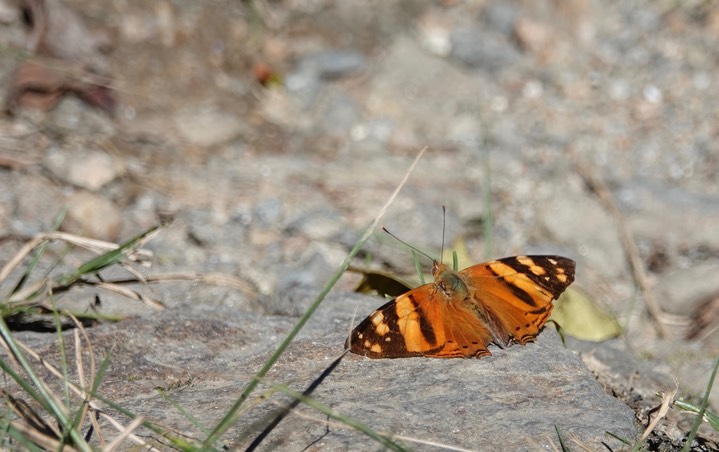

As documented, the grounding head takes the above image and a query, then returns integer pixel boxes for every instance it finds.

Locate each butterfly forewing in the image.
[347,284,446,358]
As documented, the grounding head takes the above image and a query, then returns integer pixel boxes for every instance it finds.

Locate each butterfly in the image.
[347,255,575,358]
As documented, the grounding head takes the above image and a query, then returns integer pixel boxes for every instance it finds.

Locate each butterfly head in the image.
[432,260,469,300]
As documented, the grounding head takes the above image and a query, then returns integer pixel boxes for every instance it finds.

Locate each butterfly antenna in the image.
[382,227,436,263]
[440,204,446,264]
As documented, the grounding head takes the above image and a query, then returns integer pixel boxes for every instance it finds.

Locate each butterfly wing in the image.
[348,283,449,358]
[348,282,496,359]
[458,255,575,346]
[348,255,575,359]
[424,298,494,358]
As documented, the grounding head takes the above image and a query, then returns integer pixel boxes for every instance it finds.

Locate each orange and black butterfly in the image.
[347,255,575,358]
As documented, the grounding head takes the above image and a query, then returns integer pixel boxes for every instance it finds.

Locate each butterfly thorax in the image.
[432,262,469,300]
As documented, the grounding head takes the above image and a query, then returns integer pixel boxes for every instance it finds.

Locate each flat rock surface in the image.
[16,291,636,451]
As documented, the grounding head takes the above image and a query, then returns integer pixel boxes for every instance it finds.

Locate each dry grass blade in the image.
[92,281,164,310]
[37,272,256,307]
[6,279,46,304]
[152,272,258,296]
[74,328,89,390]
[0,231,153,283]
[0,235,46,283]
[4,390,60,439]
[5,333,154,448]
[6,418,80,452]
[39,232,154,262]
[88,407,106,449]
[643,388,677,441]
[288,409,476,452]
[575,162,670,339]
[0,153,38,169]
[108,271,258,297]
[71,326,93,436]
[98,413,161,451]
[105,416,144,452]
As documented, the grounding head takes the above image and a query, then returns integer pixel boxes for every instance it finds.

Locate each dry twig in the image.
[575,162,670,339]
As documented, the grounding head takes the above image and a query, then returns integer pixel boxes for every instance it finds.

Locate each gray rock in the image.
[185,208,227,247]
[267,252,335,316]
[44,147,125,191]
[482,0,520,35]
[450,26,522,71]
[62,190,123,241]
[318,89,361,135]
[618,180,719,255]
[9,291,638,451]
[1,172,64,235]
[297,50,367,80]
[253,197,284,229]
[654,262,719,315]
[285,69,323,109]
[285,50,366,111]
[50,97,116,136]
[568,336,675,405]
[174,105,245,147]
[285,207,347,242]
[537,181,626,281]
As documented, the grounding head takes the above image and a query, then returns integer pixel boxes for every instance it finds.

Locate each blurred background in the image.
[1,0,718,447]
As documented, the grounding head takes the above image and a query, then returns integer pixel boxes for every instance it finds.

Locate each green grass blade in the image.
[202,147,427,448]
[603,430,631,445]
[90,350,112,398]
[55,222,167,287]
[156,388,211,438]
[0,318,63,419]
[682,355,719,452]
[67,348,113,438]
[50,304,76,447]
[65,350,114,446]
[0,317,88,449]
[674,399,719,430]
[247,352,346,451]
[91,393,206,451]
[0,417,47,452]
[452,250,458,272]
[0,359,46,411]
[555,425,570,452]
[269,382,407,451]
[51,305,71,408]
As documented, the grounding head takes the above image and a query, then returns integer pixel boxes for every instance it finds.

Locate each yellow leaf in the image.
[549,288,622,342]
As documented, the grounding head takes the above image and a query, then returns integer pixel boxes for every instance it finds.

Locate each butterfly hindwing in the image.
[426,299,493,358]
[459,255,575,345]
